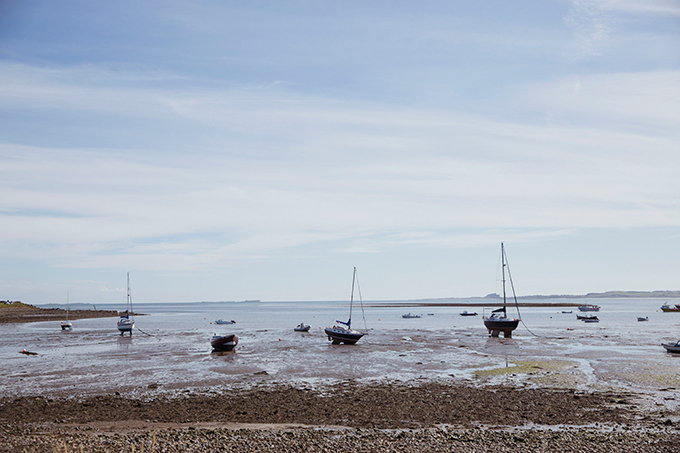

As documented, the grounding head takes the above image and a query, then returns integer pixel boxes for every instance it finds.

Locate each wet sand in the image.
[2,382,679,452]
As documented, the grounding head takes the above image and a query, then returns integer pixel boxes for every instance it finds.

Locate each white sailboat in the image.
[61,292,72,331]
[117,272,135,336]
[325,267,367,345]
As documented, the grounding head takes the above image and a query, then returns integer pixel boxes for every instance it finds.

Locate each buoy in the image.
[278,338,281,341]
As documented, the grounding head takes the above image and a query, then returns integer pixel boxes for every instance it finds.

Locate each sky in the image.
[0,0,679,304]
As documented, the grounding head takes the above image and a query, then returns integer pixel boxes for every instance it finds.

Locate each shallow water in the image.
[3,299,680,404]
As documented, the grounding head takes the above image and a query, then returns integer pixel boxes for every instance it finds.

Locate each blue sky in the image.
[1,1,679,304]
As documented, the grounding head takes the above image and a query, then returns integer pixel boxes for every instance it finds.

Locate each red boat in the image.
[211,334,238,351]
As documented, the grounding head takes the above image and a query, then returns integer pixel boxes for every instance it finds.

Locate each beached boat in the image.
[482,243,520,338]
[294,323,310,332]
[325,267,367,345]
[60,292,72,331]
[661,341,680,353]
[583,316,600,323]
[402,312,421,318]
[660,302,680,312]
[211,334,238,351]
[561,310,573,314]
[637,316,648,322]
[460,310,478,316]
[214,319,235,324]
[578,304,600,312]
[117,272,135,336]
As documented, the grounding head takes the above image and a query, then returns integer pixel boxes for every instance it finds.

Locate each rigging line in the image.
[504,247,540,338]
[354,269,368,333]
[135,328,154,336]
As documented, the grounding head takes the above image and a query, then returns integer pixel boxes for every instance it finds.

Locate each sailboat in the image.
[482,243,520,338]
[117,272,135,336]
[325,267,367,345]
[61,292,73,331]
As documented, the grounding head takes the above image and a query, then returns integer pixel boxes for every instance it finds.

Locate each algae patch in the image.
[475,360,576,378]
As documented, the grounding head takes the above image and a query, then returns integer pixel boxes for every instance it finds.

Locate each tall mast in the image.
[501,242,507,314]
[348,267,356,328]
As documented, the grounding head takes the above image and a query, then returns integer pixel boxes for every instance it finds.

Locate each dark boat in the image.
[294,323,310,332]
[662,341,680,353]
[482,243,520,338]
[211,334,238,351]
[582,316,599,323]
[660,302,680,312]
[460,310,477,316]
[325,267,367,345]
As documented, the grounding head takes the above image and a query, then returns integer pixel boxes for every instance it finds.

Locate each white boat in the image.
[402,312,421,318]
[60,292,72,331]
[583,316,600,323]
[460,310,477,316]
[294,323,310,332]
[117,272,135,336]
[215,319,235,324]
[325,267,367,345]
[578,304,600,312]
[662,341,680,353]
[482,243,520,338]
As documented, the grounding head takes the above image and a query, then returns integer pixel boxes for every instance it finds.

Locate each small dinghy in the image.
[211,333,238,351]
[662,341,680,353]
[402,312,421,318]
[215,319,235,324]
[637,316,648,322]
[582,316,599,323]
[460,310,477,316]
[294,323,310,332]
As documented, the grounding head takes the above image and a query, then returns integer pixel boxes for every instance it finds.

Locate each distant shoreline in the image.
[0,301,119,324]
[418,290,680,302]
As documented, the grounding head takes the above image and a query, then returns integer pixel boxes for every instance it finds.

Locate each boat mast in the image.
[348,267,356,329]
[501,242,507,316]
[127,271,133,320]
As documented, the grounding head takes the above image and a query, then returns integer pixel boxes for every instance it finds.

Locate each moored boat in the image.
[402,312,421,318]
[211,334,238,351]
[583,316,600,323]
[637,316,648,322]
[117,272,135,336]
[662,341,680,353]
[578,304,600,312]
[482,243,520,338]
[325,267,367,345]
[294,323,310,332]
[61,292,72,331]
[460,310,478,316]
[215,319,235,324]
[660,302,680,312]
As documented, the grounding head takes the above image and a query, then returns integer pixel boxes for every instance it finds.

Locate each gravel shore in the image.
[2,382,678,452]
[0,302,118,324]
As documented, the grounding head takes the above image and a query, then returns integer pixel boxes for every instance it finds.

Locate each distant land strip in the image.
[0,301,119,324]
[421,290,680,301]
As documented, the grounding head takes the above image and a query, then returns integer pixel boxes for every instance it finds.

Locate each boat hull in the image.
[325,327,364,345]
[662,343,680,353]
[483,318,519,338]
[117,317,134,334]
[211,334,238,351]
[661,308,680,312]
[61,322,72,331]
[294,325,310,332]
[578,305,600,312]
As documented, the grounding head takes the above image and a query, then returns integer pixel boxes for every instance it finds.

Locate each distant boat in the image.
[215,319,235,324]
[561,310,573,314]
[578,304,600,312]
[482,243,520,338]
[660,302,680,312]
[117,272,135,336]
[582,316,599,323]
[402,312,421,318]
[637,316,649,322]
[294,323,310,332]
[60,292,72,331]
[661,341,680,353]
[325,267,367,345]
[460,311,477,316]
[211,334,238,351]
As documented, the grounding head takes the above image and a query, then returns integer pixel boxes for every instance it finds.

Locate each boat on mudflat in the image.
[582,316,600,323]
[402,312,421,319]
[211,334,238,351]
[214,319,235,324]
[460,311,477,316]
[482,243,520,338]
[117,272,135,336]
[637,316,648,322]
[578,304,600,312]
[294,323,310,332]
[662,341,680,353]
[660,302,680,312]
[325,267,367,345]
